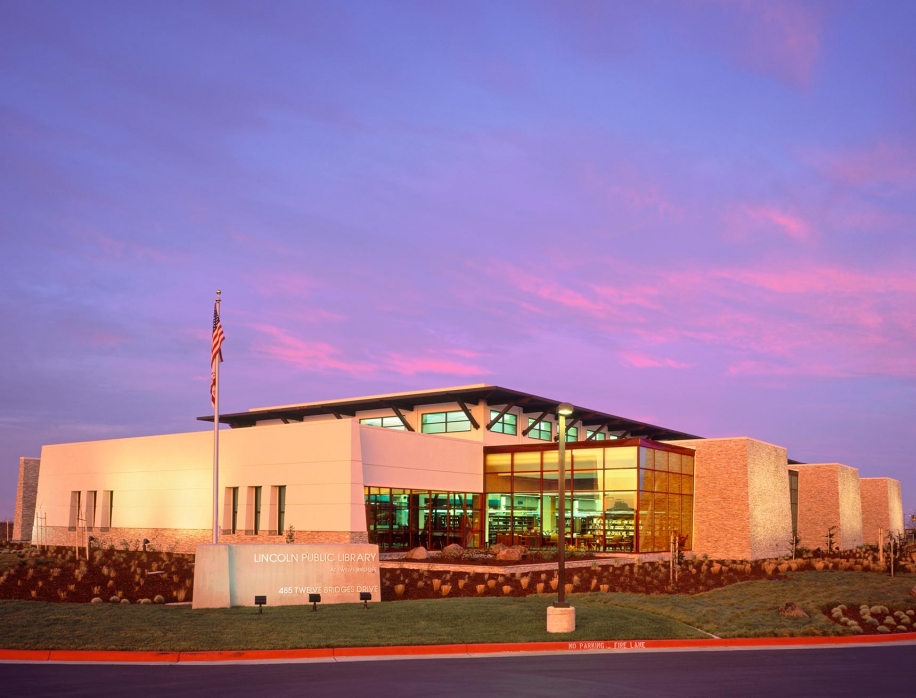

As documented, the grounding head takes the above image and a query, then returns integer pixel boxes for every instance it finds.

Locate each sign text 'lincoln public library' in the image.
[193,544,382,608]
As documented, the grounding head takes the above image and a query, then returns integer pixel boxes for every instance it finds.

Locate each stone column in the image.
[12,457,41,542]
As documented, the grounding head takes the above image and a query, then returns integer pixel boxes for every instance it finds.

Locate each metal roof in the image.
[198,384,703,441]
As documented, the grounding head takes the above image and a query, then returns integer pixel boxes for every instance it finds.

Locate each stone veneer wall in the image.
[792,464,864,551]
[12,458,41,542]
[37,526,368,554]
[746,439,794,559]
[860,478,904,544]
[665,438,792,560]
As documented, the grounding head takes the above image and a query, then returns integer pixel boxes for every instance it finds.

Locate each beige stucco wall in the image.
[792,463,864,551]
[32,419,484,553]
[665,437,792,560]
[860,477,904,544]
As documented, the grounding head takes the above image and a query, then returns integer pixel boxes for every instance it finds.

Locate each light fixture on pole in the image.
[547,401,576,633]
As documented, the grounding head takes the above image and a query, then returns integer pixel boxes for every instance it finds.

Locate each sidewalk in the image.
[2,632,915,665]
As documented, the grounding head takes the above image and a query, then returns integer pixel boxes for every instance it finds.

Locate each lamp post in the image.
[547,402,576,633]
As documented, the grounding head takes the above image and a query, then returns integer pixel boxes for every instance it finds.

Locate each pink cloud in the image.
[608,183,685,220]
[805,141,916,191]
[475,256,916,380]
[386,353,490,377]
[723,205,811,240]
[250,324,375,375]
[619,352,689,369]
[694,0,825,88]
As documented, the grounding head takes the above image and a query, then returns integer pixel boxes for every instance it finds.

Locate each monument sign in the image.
[192,543,381,609]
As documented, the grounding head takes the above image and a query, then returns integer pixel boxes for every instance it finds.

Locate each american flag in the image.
[210,301,225,407]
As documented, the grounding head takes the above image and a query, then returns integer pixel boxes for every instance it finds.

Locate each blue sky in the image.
[1,1,914,519]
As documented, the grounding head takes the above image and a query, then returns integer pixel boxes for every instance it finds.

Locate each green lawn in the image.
[0,571,913,650]
[0,596,702,651]
[593,571,916,638]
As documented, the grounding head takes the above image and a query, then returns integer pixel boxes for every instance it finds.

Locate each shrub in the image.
[109,596,120,604]
[120,598,130,604]
[153,595,165,604]
[90,597,103,604]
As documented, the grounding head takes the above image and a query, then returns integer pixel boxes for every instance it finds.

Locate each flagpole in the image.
[212,289,221,545]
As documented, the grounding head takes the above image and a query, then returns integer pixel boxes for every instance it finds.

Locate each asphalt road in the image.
[1,645,914,698]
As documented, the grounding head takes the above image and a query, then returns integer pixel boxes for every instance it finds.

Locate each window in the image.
[490,410,517,435]
[527,418,552,441]
[360,416,406,430]
[277,485,286,534]
[68,491,81,531]
[421,411,471,434]
[85,491,97,530]
[231,487,239,534]
[100,491,113,530]
[586,430,606,441]
[565,426,578,442]
[254,486,262,535]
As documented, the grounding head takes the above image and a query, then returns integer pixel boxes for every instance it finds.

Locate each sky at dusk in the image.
[1,1,914,520]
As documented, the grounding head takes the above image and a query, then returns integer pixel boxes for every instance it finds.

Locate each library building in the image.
[12,384,905,561]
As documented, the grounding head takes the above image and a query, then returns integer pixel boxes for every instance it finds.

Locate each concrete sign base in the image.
[192,543,381,609]
[546,606,576,633]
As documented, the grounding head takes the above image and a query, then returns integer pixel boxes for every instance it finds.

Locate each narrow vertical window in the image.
[232,487,239,534]
[85,491,97,530]
[68,492,81,531]
[100,491,113,530]
[277,486,286,534]
[254,486,262,535]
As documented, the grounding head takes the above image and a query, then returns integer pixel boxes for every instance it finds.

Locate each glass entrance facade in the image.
[365,488,483,551]
[484,441,694,553]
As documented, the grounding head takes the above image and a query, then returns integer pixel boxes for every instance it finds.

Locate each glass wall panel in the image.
[668,473,682,495]
[605,468,637,491]
[682,456,695,475]
[512,471,541,493]
[480,445,691,554]
[485,453,511,473]
[485,473,511,493]
[640,469,655,492]
[513,452,541,472]
[572,470,602,491]
[653,493,669,548]
[605,492,635,551]
[669,494,681,525]
[638,491,654,552]
[543,451,559,471]
[573,449,601,470]
[605,447,638,469]
[640,447,654,470]
[681,475,693,495]
[668,453,682,474]
[541,471,572,493]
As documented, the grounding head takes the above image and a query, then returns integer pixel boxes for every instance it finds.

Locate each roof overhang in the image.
[197,384,703,441]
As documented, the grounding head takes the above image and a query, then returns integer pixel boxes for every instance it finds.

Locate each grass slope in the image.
[0,571,912,650]
[0,596,702,651]
[597,571,916,638]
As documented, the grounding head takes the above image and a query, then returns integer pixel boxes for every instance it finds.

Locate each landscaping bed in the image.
[824,603,915,635]
[0,546,193,604]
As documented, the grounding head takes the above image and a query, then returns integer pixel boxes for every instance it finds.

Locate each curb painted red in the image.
[2,633,915,664]
[179,649,334,662]
[46,650,180,663]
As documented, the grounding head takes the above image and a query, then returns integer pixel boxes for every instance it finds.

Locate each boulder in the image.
[405,546,429,560]
[778,602,808,618]
[496,546,525,562]
[441,544,464,559]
